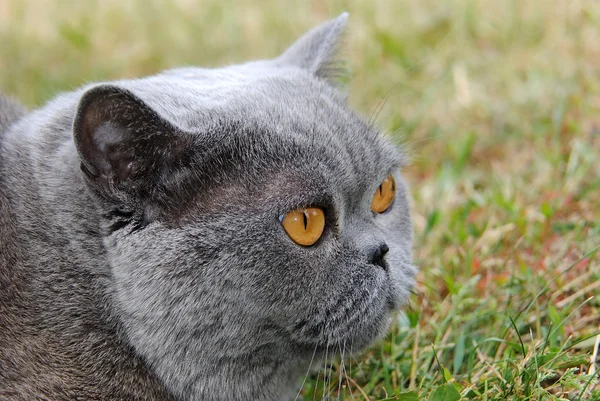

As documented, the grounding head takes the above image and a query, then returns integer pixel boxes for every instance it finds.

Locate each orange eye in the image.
[371,174,396,213]
[281,207,325,246]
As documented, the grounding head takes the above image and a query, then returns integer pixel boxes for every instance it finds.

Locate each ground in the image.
[1,0,599,399]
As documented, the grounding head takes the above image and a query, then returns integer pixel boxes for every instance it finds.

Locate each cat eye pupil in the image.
[371,174,396,214]
[281,207,325,247]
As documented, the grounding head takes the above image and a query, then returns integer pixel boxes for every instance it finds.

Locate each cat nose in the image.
[370,243,389,269]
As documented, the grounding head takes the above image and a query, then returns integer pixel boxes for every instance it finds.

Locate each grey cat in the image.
[0,14,416,401]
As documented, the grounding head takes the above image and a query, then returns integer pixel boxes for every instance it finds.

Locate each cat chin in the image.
[328,313,392,354]
[318,301,394,354]
[334,279,413,352]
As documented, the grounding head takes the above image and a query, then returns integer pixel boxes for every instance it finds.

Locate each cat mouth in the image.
[302,290,392,351]
[285,262,413,351]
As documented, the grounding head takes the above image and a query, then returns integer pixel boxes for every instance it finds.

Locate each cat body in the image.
[0,15,416,400]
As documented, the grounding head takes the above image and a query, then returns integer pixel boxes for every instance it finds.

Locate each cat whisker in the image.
[326,340,338,401]
[313,341,328,401]
[336,338,346,401]
[343,338,356,401]
[343,340,366,388]
[294,341,319,401]
[326,342,334,401]
[402,133,445,147]
[394,131,446,158]
[367,83,400,127]
[327,342,337,400]
[344,339,357,400]
[319,343,329,401]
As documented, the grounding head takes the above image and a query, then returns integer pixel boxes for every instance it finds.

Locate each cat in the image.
[0,13,416,401]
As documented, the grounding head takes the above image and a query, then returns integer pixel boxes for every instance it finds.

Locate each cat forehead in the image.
[102,66,403,204]
[117,63,347,130]
[170,113,402,206]
[112,65,403,169]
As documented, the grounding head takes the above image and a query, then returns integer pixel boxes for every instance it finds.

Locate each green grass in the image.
[2,0,599,399]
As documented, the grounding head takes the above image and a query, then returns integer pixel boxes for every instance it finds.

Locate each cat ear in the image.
[73,85,187,201]
[277,13,349,81]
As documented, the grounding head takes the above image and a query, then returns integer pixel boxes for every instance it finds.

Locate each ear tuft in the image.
[277,13,349,82]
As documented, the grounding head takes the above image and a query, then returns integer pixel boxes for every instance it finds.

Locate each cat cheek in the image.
[385,250,417,307]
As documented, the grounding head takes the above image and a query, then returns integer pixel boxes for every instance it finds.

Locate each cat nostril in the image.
[380,243,389,255]
[370,243,389,269]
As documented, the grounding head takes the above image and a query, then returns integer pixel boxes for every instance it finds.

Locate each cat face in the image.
[72,13,415,396]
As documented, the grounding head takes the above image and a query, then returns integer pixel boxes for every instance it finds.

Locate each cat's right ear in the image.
[277,13,349,82]
[73,85,188,202]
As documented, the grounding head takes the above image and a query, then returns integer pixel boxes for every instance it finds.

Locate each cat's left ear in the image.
[277,13,348,82]
[72,85,190,203]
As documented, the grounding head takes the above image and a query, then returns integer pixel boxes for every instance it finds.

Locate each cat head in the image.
[73,13,416,397]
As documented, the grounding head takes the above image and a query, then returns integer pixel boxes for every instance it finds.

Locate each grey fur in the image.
[0,14,416,401]
[0,95,26,134]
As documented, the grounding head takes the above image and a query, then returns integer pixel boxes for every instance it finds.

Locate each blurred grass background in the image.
[2,0,599,399]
